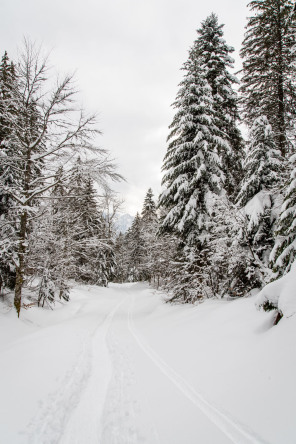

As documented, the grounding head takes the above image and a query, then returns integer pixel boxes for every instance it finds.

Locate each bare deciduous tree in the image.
[0,40,121,316]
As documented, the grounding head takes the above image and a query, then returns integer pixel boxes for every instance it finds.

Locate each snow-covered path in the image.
[0,283,295,443]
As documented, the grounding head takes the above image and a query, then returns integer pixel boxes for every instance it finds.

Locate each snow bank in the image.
[256,260,296,318]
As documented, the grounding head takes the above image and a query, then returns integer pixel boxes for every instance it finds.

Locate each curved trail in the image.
[23,283,274,444]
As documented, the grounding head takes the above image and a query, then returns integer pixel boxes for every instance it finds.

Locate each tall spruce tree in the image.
[159,46,224,245]
[240,0,296,157]
[195,13,243,198]
[159,24,233,301]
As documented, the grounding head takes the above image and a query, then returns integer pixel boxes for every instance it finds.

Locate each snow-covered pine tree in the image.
[237,117,281,209]
[113,232,130,283]
[0,51,17,291]
[195,13,243,198]
[99,190,123,285]
[159,29,228,301]
[240,0,296,157]
[141,188,157,223]
[67,158,114,286]
[235,116,282,285]
[0,51,15,145]
[126,213,146,281]
[140,188,159,282]
[29,160,118,307]
[159,50,223,242]
[153,231,180,290]
[271,154,296,275]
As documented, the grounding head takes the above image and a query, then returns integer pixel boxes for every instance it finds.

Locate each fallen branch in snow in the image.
[22,302,38,309]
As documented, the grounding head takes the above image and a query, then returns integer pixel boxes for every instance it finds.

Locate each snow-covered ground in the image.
[0,282,295,444]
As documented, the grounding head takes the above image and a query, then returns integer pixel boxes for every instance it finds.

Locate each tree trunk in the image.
[276,0,286,157]
[14,211,27,317]
[14,268,23,317]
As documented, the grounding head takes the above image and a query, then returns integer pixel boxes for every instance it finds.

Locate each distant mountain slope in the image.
[115,213,134,234]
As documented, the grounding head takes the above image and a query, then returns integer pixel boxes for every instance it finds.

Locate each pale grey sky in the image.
[1,0,248,215]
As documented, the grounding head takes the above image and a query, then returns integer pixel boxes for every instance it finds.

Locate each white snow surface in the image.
[256,260,296,318]
[0,283,295,444]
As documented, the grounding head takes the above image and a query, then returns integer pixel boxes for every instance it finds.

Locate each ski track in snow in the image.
[100,303,161,444]
[100,332,141,444]
[26,296,128,444]
[127,295,271,444]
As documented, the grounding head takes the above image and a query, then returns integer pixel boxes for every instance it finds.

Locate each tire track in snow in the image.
[128,296,271,444]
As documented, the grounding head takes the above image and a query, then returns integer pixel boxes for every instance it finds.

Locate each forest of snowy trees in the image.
[116,0,296,314]
[1,0,296,318]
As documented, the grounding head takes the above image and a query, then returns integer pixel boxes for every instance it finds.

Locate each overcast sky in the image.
[1,0,249,215]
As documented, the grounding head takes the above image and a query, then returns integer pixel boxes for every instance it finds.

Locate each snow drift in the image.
[256,260,296,318]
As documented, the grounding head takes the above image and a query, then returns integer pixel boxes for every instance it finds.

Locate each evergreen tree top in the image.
[192,13,243,199]
[0,51,9,68]
[133,212,141,224]
[127,212,143,240]
[194,13,236,88]
[141,188,157,221]
[0,51,15,89]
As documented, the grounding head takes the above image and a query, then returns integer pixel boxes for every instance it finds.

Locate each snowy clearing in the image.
[0,283,295,444]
